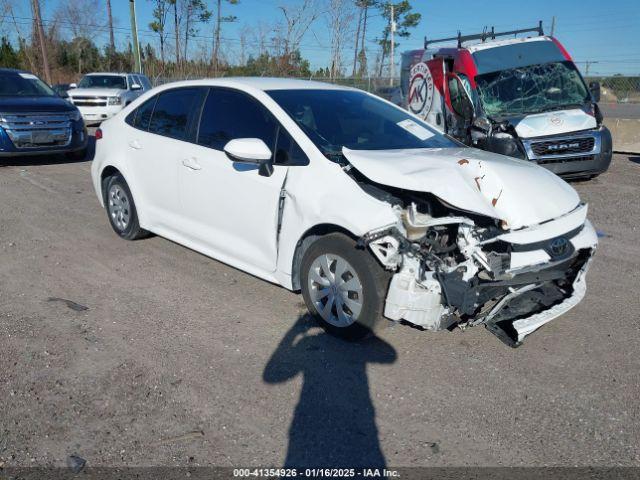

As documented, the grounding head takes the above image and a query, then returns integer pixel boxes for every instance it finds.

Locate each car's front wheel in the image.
[104,174,148,240]
[300,233,391,340]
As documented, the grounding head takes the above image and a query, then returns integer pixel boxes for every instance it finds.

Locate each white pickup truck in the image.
[68,73,152,125]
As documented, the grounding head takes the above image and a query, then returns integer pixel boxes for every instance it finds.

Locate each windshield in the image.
[475,61,590,117]
[78,75,127,90]
[0,72,56,97]
[267,89,455,155]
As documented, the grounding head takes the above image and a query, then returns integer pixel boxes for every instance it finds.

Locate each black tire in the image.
[66,147,87,161]
[300,232,391,340]
[104,173,148,240]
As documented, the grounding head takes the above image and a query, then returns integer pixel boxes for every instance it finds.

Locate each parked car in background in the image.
[91,78,597,347]
[0,68,87,160]
[401,24,612,179]
[68,72,152,125]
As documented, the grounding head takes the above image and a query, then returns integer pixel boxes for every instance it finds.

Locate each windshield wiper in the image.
[323,150,346,163]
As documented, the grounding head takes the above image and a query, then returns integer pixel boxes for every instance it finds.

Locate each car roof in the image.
[0,68,30,74]
[465,35,552,53]
[153,77,353,92]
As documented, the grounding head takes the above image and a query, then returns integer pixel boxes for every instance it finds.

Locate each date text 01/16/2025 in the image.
[232,468,400,478]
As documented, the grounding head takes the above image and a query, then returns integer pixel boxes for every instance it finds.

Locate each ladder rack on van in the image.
[424,21,544,49]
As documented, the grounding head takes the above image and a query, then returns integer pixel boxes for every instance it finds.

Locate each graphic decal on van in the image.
[408,62,434,117]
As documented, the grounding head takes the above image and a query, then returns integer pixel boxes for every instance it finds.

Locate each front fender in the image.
[274,161,398,289]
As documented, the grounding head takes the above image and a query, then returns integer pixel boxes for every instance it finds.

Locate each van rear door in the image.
[406,57,446,132]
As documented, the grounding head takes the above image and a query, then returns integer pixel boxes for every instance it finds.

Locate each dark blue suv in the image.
[0,68,87,160]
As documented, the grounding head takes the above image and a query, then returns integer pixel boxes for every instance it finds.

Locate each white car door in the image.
[178,87,290,274]
[125,87,205,232]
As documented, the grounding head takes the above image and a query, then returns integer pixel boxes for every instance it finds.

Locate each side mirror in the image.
[224,138,274,177]
[131,83,142,91]
[69,83,77,89]
[472,116,491,132]
[447,73,474,123]
[589,81,601,103]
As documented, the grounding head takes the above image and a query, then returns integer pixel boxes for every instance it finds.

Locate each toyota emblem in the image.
[549,237,569,257]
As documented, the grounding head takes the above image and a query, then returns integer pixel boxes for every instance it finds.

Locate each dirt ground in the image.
[0,150,639,468]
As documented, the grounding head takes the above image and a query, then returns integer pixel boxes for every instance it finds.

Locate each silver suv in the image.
[68,73,152,125]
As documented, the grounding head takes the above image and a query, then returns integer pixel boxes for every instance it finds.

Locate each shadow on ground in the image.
[628,156,640,164]
[263,315,397,468]
[0,136,95,167]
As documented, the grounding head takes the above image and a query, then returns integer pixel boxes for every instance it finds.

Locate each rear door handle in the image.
[128,140,142,150]
[182,157,201,171]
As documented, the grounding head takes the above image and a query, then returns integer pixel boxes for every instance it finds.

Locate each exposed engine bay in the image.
[351,171,595,347]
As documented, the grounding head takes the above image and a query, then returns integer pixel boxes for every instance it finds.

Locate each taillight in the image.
[95,128,103,140]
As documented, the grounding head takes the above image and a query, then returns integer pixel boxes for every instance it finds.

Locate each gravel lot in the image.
[0,146,639,469]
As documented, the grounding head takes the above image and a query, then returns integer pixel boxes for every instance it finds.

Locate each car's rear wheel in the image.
[300,233,391,340]
[104,174,148,240]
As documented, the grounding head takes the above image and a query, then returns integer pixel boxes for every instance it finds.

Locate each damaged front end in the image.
[360,198,597,347]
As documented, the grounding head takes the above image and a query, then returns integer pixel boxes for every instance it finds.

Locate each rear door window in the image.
[197,88,278,152]
[125,95,157,130]
[148,88,204,141]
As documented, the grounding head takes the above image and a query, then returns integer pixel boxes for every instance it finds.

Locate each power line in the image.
[0,14,347,52]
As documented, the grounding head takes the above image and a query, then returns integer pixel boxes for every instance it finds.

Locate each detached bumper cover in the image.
[481,218,597,347]
[484,261,589,347]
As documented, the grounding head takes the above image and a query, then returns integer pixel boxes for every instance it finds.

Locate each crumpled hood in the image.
[68,88,125,97]
[342,146,580,229]
[513,108,597,138]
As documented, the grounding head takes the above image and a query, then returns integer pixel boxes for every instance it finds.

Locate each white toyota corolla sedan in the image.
[91,78,597,346]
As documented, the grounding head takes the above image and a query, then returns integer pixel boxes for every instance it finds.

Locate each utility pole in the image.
[31,0,51,83]
[550,16,556,36]
[107,0,115,52]
[352,3,363,78]
[585,60,598,76]
[389,2,395,86]
[213,0,221,73]
[129,0,142,73]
